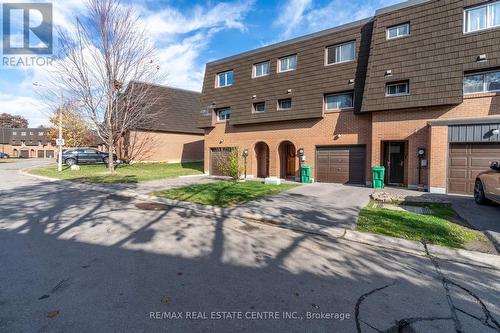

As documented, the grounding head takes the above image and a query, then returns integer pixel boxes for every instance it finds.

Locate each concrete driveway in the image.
[2,160,499,332]
[231,183,373,233]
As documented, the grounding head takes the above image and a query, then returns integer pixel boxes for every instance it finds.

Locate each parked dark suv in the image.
[474,161,500,205]
[61,148,117,166]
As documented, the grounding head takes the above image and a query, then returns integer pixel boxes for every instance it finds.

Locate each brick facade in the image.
[1,143,57,158]
[124,130,204,163]
[204,111,372,180]
[204,94,500,188]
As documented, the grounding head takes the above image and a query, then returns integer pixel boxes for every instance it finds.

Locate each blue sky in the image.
[0,0,403,126]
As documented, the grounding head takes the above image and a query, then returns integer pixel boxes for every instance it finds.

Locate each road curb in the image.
[18,169,500,268]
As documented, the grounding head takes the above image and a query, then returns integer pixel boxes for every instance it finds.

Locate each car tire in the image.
[474,180,489,205]
[65,158,76,167]
[103,157,109,165]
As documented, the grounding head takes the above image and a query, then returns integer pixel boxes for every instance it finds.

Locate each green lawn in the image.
[28,162,204,184]
[357,201,490,249]
[152,181,297,207]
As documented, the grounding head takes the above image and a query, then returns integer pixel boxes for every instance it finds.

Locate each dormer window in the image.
[387,23,410,39]
[278,55,297,72]
[464,1,500,33]
[326,41,355,65]
[216,71,233,88]
[216,107,231,122]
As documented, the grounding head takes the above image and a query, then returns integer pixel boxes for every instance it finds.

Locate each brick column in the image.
[428,125,448,193]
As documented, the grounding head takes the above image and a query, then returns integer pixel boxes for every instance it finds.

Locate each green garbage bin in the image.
[372,166,385,189]
[301,165,311,183]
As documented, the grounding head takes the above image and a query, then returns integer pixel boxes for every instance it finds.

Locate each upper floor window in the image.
[216,107,231,121]
[325,92,354,110]
[253,102,265,113]
[216,70,233,88]
[278,98,292,110]
[278,55,297,72]
[38,132,44,136]
[464,70,500,94]
[12,131,17,135]
[387,23,410,39]
[386,81,409,96]
[253,61,270,78]
[326,41,355,65]
[21,131,26,136]
[464,1,500,33]
[29,131,34,135]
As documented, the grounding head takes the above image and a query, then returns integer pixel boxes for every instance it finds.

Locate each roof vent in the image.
[477,54,487,62]
[385,70,392,77]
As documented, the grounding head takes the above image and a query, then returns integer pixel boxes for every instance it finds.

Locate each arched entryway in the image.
[278,141,297,179]
[13,149,18,157]
[254,142,270,178]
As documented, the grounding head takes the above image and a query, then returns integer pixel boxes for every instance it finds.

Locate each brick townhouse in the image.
[198,0,500,195]
[0,127,56,158]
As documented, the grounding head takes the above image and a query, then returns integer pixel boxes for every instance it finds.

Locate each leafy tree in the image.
[0,113,28,128]
[47,103,93,148]
[214,148,244,180]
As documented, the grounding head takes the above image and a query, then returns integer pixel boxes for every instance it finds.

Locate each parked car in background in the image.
[0,152,9,159]
[60,148,117,166]
[474,161,500,205]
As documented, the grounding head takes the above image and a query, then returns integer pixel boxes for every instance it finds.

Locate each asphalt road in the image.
[0,160,499,333]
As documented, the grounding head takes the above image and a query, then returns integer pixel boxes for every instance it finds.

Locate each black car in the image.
[0,152,9,159]
[61,148,117,166]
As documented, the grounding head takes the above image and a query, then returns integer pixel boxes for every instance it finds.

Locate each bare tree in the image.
[53,0,162,173]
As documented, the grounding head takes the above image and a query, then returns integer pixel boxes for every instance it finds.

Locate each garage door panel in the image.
[316,146,366,184]
[448,143,500,194]
[449,157,466,167]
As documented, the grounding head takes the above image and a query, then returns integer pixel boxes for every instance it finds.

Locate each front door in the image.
[385,142,405,185]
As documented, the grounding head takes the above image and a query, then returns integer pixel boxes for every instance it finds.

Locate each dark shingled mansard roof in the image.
[135,83,203,135]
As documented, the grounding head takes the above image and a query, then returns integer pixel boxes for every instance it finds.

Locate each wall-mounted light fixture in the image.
[385,70,392,77]
[477,54,487,62]
[219,139,224,144]
[493,129,499,135]
[348,79,355,85]
[252,95,257,99]
[287,89,292,94]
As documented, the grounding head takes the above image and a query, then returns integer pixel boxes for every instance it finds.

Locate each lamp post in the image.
[33,82,64,172]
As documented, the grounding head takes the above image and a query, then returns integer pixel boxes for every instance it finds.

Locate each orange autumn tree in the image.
[48,102,93,148]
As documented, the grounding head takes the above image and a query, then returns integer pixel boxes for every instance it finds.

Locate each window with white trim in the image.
[38,132,44,136]
[326,41,355,65]
[253,61,270,77]
[21,131,26,136]
[216,108,231,121]
[277,98,292,110]
[278,55,297,72]
[464,70,500,94]
[464,1,500,33]
[386,81,409,96]
[387,23,410,39]
[216,71,233,88]
[325,92,354,110]
[253,102,265,113]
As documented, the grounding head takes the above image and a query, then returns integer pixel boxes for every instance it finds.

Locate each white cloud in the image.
[0,93,51,127]
[274,0,403,39]
[275,0,312,38]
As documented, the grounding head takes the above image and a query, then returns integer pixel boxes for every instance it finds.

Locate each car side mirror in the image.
[491,161,500,171]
